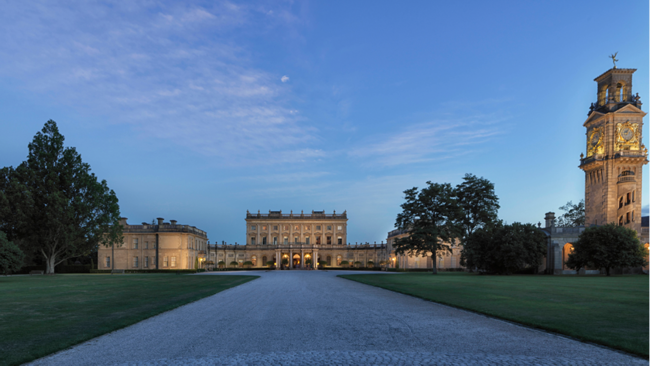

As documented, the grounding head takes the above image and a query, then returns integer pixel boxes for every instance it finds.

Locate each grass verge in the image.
[0,274,257,366]
[340,272,648,358]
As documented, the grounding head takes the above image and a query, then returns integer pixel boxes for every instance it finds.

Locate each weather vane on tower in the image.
[610,52,618,69]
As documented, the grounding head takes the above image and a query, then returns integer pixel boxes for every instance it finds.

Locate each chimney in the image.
[544,212,555,228]
[170,220,177,226]
[119,217,128,227]
[157,217,164,226]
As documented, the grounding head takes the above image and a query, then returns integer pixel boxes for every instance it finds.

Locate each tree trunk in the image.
[431,257,438,275]
[605,267,610,276]
[46,255,57,274]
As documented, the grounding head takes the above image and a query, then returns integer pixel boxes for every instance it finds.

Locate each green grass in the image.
[340,272,649,358]
[0,274,257,366]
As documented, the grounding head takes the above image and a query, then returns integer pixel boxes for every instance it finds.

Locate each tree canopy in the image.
[460,221,546,274]
[454,173,500,243]
[0,231,24,275]
[566,223,647,276]
[393,182,460,274]
[556,200,585,227]
[0,120,122,273]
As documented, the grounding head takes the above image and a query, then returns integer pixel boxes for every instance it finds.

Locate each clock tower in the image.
[580,66,648,234]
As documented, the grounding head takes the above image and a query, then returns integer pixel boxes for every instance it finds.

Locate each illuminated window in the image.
[262,225,267,230]
[304,225,310,231]
[337,225,342,230]
[133,256,139,268]
[252,256,257,266]
[337,256,342,266]
[294,225,299,231]
[171,256,176,267]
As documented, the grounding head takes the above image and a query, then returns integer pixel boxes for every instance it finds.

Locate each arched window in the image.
[326,256,332,265]
[251,256,257,266]
[262,256,267,266]
[336,255,342,265]
[619,197,624,209]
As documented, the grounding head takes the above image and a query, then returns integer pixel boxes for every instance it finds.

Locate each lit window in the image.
[133,256,139,268]
[337,225,342,230]
[294,225,299,231]
[262,225,267,230]
[304,225,310,231]
[171,257,177,267]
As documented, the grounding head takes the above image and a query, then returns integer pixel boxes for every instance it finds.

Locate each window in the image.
[273,237,278,245]
[338,237,343,245]
[105,256,110,268]
[326,256,332,265]
[626,192,631,205]
[337,256,342,265]
[327,225,331,231]
[327,236,332,245]
[144,241,148,249]
[316,225,321,231]
[251,225,257,231]
[337,225,342,230]
[252,256,257,266]
[306,237,310,245]
[133,256,139,268]
[619,216,623,226]
[304,225,310,231]
[133,238,138,249]
[262,225,267,230]
[619,197,623,209]
[163,256,169,267]
[294,225,299,231]
[171,256,177,267]
[294,237,299,244]
[284,237,288,245]
[283,225,289,230]
[316,236,321,245]
[144,257,149,268]
[626,212,630,224]
[251,237,256,245]
[273,225,278,231]
[262,237,267,245]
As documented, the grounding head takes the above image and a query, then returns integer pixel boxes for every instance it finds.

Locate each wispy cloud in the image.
[348,114,507,166]
[281,75,289,83]
[0,1,310,166]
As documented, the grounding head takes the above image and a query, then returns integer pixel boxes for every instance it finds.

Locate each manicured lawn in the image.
[340,272,649,358]
[0,274,257,366]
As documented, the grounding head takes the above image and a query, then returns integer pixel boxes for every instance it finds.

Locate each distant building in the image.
[98,218,208,270]
[208,210,390,269]
[386,228,464,270]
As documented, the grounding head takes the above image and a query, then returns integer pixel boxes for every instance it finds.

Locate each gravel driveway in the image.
[29,270,645,366]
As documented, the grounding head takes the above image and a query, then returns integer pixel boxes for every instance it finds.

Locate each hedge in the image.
[89,269,198,274]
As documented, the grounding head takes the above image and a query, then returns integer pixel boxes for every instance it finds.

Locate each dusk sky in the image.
[1,0,648,244]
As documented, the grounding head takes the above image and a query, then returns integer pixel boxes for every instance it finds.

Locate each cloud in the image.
[0,1,310,166]
[281,75,289,83]
[348,114,507,166]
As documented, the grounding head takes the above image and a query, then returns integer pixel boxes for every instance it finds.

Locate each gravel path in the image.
[29,271,645,366]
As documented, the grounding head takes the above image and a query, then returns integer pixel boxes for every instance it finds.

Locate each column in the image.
[300,250,304,269]
[275,251,280,270]
[289,249,293,270]
[314,251,319,270]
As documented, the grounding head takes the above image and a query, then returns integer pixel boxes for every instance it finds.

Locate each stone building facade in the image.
[386,229,464,270]
[98,217,209,270]
[545,65,649,274]
[208,210,390,269]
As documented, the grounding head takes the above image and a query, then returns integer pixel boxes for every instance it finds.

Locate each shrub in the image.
[229,261,239,267]
[265,261,275,267]
[242,261,253,268]
[217,261,225,268]
[0,232,24,275]
[340,260,349,267]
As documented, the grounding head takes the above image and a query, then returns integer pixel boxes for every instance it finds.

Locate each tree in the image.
[265,260,275,267]
[394,182,460,274]
[454,173,500,243]
[229,261,238,267]
[566,223,647,276]
[0,231,24,275]
[460,221,546,274]
[242,261,253,268]
[218,260,225,268]
[1,121,123,274]
[556,200,585,227]
[340,260,349,267]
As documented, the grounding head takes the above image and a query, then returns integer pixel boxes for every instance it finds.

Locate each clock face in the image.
[621,127,633,141]
[590,132,601,145]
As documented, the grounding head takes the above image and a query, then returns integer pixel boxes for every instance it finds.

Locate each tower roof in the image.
[594,68,636,82]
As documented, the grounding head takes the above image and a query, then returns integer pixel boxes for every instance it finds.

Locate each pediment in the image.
[583,111,604,127]
[612,104,646,115]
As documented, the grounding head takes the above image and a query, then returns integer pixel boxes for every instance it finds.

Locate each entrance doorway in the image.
[293,254,301,268]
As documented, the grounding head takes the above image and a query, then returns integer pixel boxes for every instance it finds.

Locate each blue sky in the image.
[0,0,648,244]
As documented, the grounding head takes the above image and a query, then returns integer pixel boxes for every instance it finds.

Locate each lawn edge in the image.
[14,275,259,366]
[338,274,648,360]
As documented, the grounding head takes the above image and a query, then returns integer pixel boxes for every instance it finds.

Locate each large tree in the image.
[460,221,546,274]
[394,182,460,275]
[454,173,500,243]
[556,200,585,227]
[0,231,24,275]
[2,120,123,274]
[566,223,647,276]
